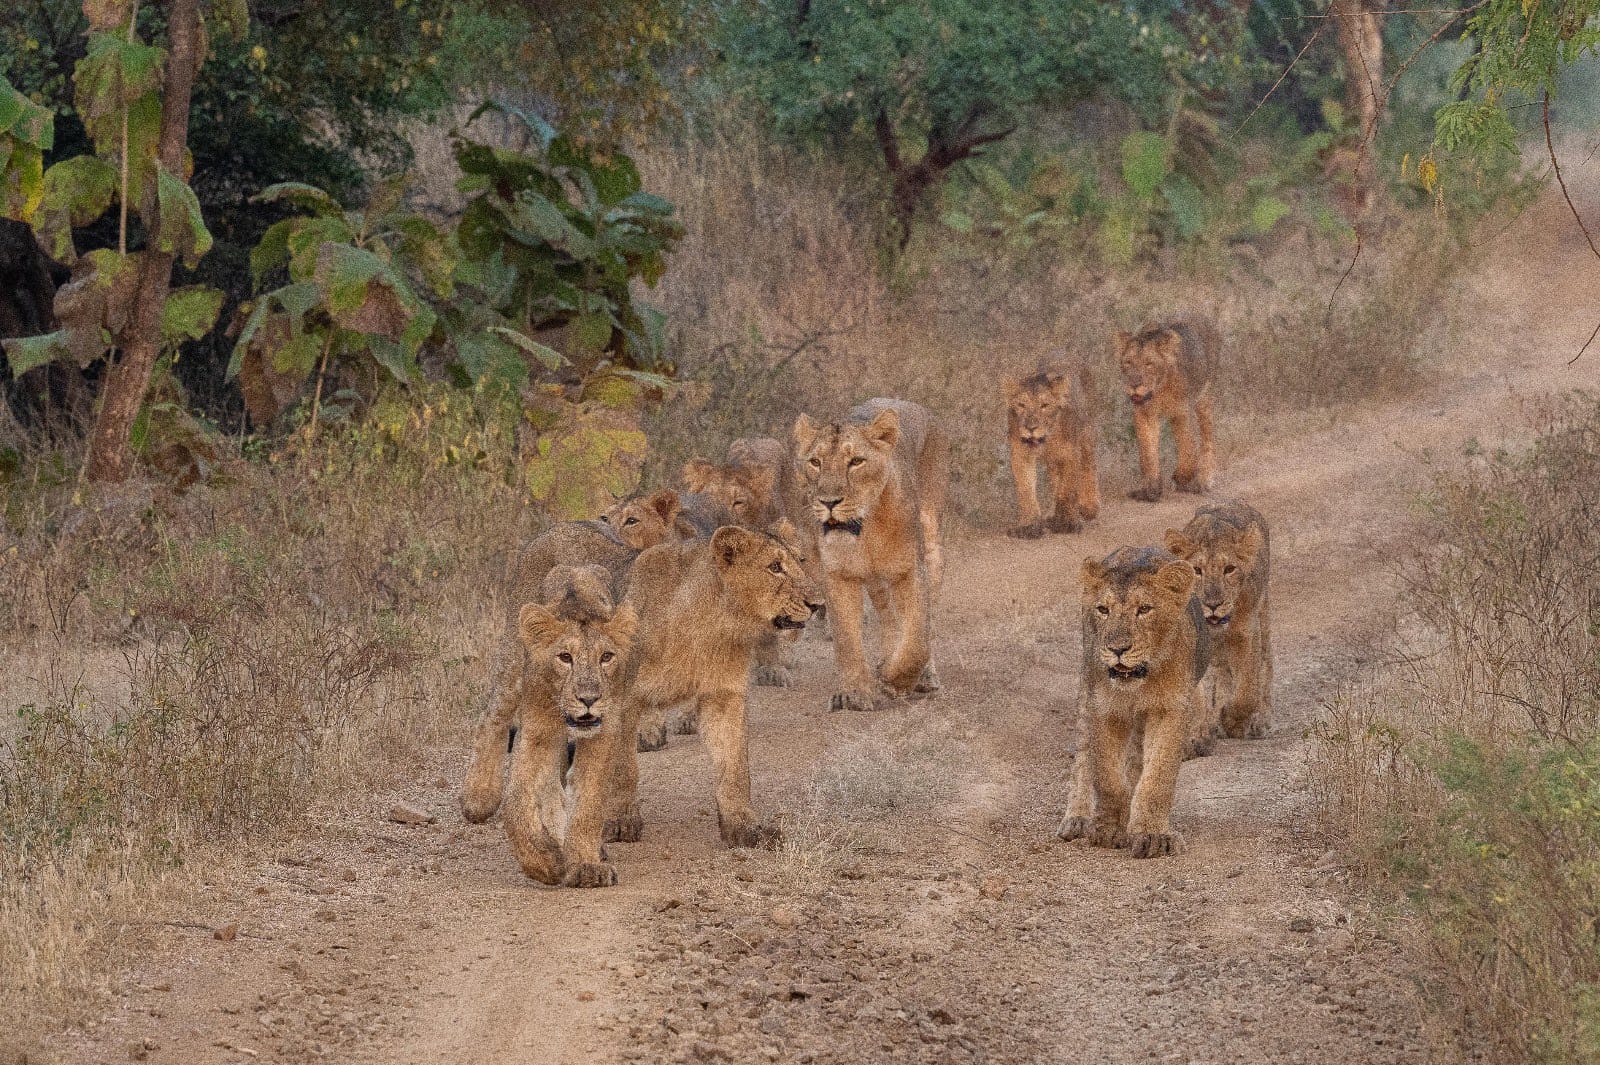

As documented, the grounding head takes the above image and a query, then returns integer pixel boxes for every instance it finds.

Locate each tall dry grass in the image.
[1311,396,1600,1064]
[636,122,1461,525]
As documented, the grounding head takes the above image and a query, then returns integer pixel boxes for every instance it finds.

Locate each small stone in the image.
[1289,917,1315,933]
[979,875,1009,901]
[213,924,239,942]
[769,907,798,930]
[388,802,435,825]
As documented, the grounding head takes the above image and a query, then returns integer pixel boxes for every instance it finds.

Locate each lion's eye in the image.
[1095,605,1110,616]
[1223,564,1237,575]
[557,652,574,664]
[1136,604,1153,616]
[767,559,784,574]
[848,456,865,468]
[808,458,821,469]
[623,516,638,527]
[733,500,746,510]
[600,651,615,664]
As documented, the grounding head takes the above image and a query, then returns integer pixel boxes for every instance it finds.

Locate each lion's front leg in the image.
[1076,429,1101,521]
[1087,710,1133,848]
[1007,439,1045,539]
[501,713,568,884]
[561,728,622,888]
[1056,707,1097,842]
[751,630,796,688]
[880,568,933,697]
[604,701,644,844]
[461,653,522,824]
[1129,406,1164,502]
[1044,446,1084,534]
[826,577,877,711]
[1127,703,1187,858]
[698,690,780,849]
[1221,618,1272,738]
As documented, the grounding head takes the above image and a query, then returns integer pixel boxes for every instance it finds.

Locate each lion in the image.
[1056,546,1214,859]
[1003,365,1101,538]
[463,564,638,887]
[793,399,948,712]
[604,522,823,849]
[1115,316,1219,502]
[600,488,734,549]
[1164,500,1273,739]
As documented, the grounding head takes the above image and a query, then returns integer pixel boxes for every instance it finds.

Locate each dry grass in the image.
[1310,395,1600,1064]
[637,122,1462,526]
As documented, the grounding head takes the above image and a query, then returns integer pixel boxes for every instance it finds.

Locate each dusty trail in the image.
[53,187,1600,1065]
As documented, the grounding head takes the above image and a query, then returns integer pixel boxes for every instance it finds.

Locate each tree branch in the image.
[874,109,903,176]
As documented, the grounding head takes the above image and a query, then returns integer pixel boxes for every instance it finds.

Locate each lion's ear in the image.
[1235,524,1265,566]
[1163,530,1195,559]
[1001,376,1020,401]
[682,460,714,493]
[864,408,900,450]
[604,604,638,649]
[744,465,776,501]
[767,517,799,551]
[1158,330,1183,365]
[792,414,820,455]
[1155,559,1197,599]
[646,488,682,525]
[711,526,762,570]
[518,603,568,649]
[1112,330,1133,353]
[1080,556,1109,589]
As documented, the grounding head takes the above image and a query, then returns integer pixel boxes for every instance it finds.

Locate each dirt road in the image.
[51,186,1600,1065]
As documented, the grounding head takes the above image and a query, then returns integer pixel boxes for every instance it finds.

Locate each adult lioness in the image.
[1003,365,1101,538]
[1165,501,1273,738]
[1056,546,1213,859]
[467,565,638,887]
[604,522,822,849]
[793,399,948,712]
[1115,316,1219,502]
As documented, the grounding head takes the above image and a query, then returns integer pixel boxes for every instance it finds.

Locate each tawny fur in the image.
[1165,500,1273,739]
[1003,365,1101,538]
[1057,546,1214,859]
[463,564,637,888]
[793,398,949,712]
[603,524,822,850]
[1115,315,1220,501]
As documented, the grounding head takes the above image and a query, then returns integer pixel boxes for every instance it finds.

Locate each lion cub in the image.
[1115,316,1219,501]
[1003,366,1101,538]
[793,399,948,712]
[1057,546,1213,858]
[475,564,638,887]
[606,522,822,849]
[1165,500,1273,739]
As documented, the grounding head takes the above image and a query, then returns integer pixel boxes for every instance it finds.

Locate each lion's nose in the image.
[577,694,600,709]
[1108,641,1133,657]
[818,496,843,510]
[806,600,824,615]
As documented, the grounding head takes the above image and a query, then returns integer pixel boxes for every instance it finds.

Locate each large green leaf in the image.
[1159,175,1207,241]
[250,218,295,290]
[2,330,72,378]
[0,76,55,149]
[0,141,43,222]
[363,336,419,384]
[74,33,166,157]
[160,285,224,346]
[33,155,119,261]
[252,181,346,219]
[1120,131,1171,201]
[487,326,563,370]
[154,165,213,268]
[313,242,385,316]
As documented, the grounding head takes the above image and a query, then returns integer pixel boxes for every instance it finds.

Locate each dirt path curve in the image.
[55,185,1600,1065]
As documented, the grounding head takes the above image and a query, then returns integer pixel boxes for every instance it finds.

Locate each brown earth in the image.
[38,184,1600,1065]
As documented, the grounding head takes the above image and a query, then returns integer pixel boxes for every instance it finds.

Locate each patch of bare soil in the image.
[36,185,1600,1065]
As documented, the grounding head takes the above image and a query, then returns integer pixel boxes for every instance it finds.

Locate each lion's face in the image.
[1004,373,1069,447]
[601,489,681,551]
[1115,329,1180,406]
[710,522,824,631]
[683,460,777,526]
[791,409,899,536]
[1164,525,1263,629]
[1081,549,1197,686]
[518,603,638,738]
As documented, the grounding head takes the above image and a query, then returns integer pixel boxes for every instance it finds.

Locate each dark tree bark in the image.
[875,108,1016,250]
[83,0,203,483]
[1329,0,1385,222]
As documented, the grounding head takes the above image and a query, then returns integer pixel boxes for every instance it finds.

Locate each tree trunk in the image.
[1329,0,1385,222]
[83,0,201,483]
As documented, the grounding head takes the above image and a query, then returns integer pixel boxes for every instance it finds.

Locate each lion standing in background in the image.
[1115,316,1219,501]
[1165,500,1273,739]
[1003,365,1101,538]
[1057,546,1213,859]
[793,399,948,712]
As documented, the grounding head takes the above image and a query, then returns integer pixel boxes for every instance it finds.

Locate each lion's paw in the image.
[1130,832,1182,859]
[1174,478,1209,496]
[1007,521,1045,540]
[830,688,877,713]
[1128,485,1163,503]
[604,812,644,844]
[722,819,783,850]
[672,710,700,735]
[1057,815,1092,842]
[753,664,795,689]
[1045,512,1084,535]
[1088,820,1130,849]
[1183,734,1215,760]
[561,861,618,888]
[637,723,668,752]
[910,663,941,696]
[460,786,501,825]
[1224,716,1270,740]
